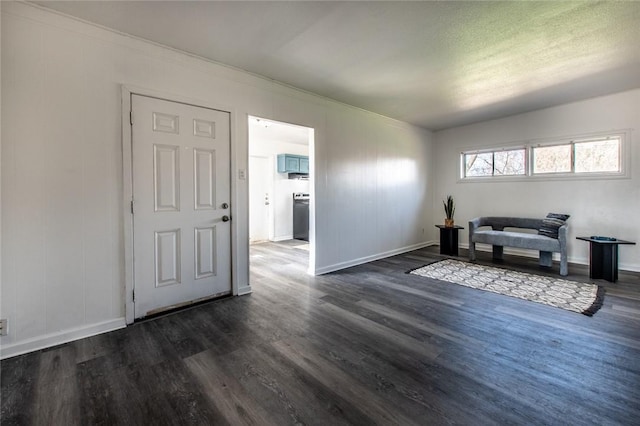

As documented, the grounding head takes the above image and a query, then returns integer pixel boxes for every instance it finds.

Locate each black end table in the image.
[576,236,635,282]
[435,225,464,256]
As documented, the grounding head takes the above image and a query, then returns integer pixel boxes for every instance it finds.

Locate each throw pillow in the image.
[538,213,570,239]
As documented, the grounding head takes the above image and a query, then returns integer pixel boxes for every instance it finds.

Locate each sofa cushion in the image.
[538,213,570,239]
[473,230,561,251]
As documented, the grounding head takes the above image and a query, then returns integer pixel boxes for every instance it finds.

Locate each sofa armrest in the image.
[469,217,483,236]
[557,223,568,246]
[468,218,481,261]
[557,223,569,276]
[469,216,502,233]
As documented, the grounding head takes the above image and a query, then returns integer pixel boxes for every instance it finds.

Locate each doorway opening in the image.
[248,116,314,279]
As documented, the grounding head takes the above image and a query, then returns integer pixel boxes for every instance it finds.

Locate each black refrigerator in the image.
[293,193,309,241]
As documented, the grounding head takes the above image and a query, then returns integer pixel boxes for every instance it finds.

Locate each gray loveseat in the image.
[468,217,568,276]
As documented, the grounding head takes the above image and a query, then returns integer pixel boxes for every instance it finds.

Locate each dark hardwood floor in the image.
[2,241,640,425]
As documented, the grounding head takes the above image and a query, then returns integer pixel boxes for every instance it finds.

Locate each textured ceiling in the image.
[33,1,640,130]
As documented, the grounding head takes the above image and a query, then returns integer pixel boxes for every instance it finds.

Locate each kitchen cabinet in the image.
[277,154,309,173]
[299,157,309,173]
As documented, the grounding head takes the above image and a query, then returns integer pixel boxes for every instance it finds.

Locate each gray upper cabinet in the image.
[277,154,309,174]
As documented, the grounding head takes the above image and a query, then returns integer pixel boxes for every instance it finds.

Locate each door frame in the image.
[121,85,239,325]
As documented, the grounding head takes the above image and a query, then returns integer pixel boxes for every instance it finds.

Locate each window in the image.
[532,144,572,174]
[461,132,625,180]
[532,136,621,175]
[494,149,526,176]
[463,149,526,177]
[574,138,620,173]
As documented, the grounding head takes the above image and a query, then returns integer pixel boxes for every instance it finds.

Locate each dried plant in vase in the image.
[443,195,455,227]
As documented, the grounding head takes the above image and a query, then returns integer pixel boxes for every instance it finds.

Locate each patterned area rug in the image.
[409,259,604,316]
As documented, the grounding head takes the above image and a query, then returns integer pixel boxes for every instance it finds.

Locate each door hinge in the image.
[0,319,7,336]
[132,289,135,302]
[129,111,133,125]
[130,200,134,214]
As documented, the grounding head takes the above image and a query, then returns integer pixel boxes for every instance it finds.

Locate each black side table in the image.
[576,237,636,282]
[435,225,464,256]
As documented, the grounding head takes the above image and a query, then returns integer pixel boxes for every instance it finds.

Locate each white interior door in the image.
[132,94,231,318]
[249,156,270,243]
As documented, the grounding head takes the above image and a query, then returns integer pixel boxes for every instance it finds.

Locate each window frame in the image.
[462,146,528,179]
[530,142,575,176]
[531,135,623,177]
[459,130,629,182]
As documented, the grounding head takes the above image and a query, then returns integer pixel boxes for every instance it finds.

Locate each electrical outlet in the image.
[0,319,7,336]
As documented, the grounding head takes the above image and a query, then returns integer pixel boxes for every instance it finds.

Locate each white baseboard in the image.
[272,235,294,242]
[237,285,253,296]
[619,262,640,273]
[461,243,640,273]
[314,240,437,275]
[0,318,126,360]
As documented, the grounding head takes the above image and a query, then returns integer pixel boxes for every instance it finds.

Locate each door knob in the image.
[222,215,230,222]
[221,203,229,209]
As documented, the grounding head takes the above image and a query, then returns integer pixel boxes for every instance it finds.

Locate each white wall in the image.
[315,107,434,273]
[0,0,3,341]
[249,139,310,241]
[0,3,434,357]
[433,89,640,272]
